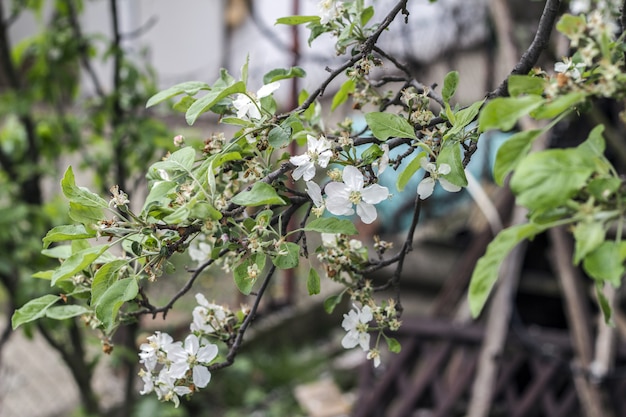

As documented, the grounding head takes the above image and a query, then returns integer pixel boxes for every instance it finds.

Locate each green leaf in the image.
[43,225,96,249]
[162,206,190,224]
[189,201,223,221]
[510,148,595,211]
[275,15,320,25]
[12,294,60,329]
[41,245,72,259]
[365,112,417,141]
[185,81,246,125]
[51,244,110,286]
[331,79,355,111]
[324,293,344,314]
[595,282,613,325]
[95,277,139,332]
[396,152,425,192]
[361,6,374,26]
[438,141,467,187]
[307,268,321,295]
[531,92,585,119]
[272,242,300,269]
[304,217,358,235]
[68,202,105,224]
[582,241,626,287]
[469,222,548,317]
[507,75,545,97]
[234,253,266,295]
[142,180,176,212]
[384,336,402,353]
[556,14,586,39]
[442,71,459,103]
[33,270,54,280]
[444,100,483,139]
[478,95,544,132]
[263,67,306,84]
[573,222,606,265]
[578,125,605,157]
[231,182,287,207]
[45,305,91,321]
[493,129,541,186]
[361,144,384,165]
[151,146,196,173]
[588,177,621,202]
[61,166,108,209]
[146,81,211,108]
[92,260,128,305]
[268,124,292,148]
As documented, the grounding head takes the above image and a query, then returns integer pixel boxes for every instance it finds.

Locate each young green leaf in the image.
[272,242,300,269]
[43,225,96,249]
[146,81,210,108]
[304,217,358,235]
[12,294,60,329]
[324,293,344,314]
[493,129,541,186]
[51,244,110,286]
[510,148,595,212]
[507,75,545,97]
[469,222,548,317]
[573,221,606,265]
[231,182,287,207]
[263,67,306,84]
[384,335,402,353]
[595,282,614,325]
[92,260,128,305]
[45,305,91,321]
[95,277,139,332]
[61,166,109,209]
[275,15,320,25]
[365,112,417,141]
[396,152,425,192]
[185,81,246,125]
[437,141,467,187]
[582,241,626,287]
[307,267,321,295]
[530,92,585,119]
[442,71,459,103]
[478,95,544,132]
[234,253,266,295]
[331,79,355,111]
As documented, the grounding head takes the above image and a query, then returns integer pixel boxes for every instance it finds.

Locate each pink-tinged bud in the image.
[173,135,185,147]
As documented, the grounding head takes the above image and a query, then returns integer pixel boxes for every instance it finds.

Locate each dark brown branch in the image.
[209,264,278,371]
[488,0,561,98]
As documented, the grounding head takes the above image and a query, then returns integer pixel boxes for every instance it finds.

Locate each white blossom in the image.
[232,82,280,120]
[341,304,372,351]
[167,334,218,389]
[154,372,192,408]
[417,157,461,200]
[139,331,175,371]
[325,165,389,224]
[367,349,381,368]
[190,293,228,334]
[377,144,390,175]
[290,134,333,181]
[318,0,343,24]
[554,57,585,80]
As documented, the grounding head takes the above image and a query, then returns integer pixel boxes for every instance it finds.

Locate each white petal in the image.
[257,82,280,98]
[417,177,435,199]
[193,366,212,388]
[357,332,371,351]
[305,181,324,207]
[360,305,373,322]
[317,151,332,168]
[196,343,218,363]
[437,163,451,175]
[439,178,462,193]
[292,162,315,181]
[325,181,350,200]
[341,331,359,349]
[356,202,377,224]
[306,134,318,151]
[361,184,389,204]
[419,157,434,173]
[290,154,310,167]
[342,165,364,191]
[326,196,354,216]
[247,104,261,120]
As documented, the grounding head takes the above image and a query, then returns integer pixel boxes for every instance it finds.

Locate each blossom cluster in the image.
[138,294,235,406]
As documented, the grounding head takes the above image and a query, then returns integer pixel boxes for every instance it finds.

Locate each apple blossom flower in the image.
[154,372,192,408]
[417,157,461,200]
[367,348,381,368]
[376,144,390,175]
[139,331,176,371]
[305,180,325,216]
[318,0,343,24]
[190,293,229,334]
[325,165,389,224]
[167,334,218,389]
[554,57,585,80]
[341,304,373,351]
[232,82,280,120]
[290,134,333,181]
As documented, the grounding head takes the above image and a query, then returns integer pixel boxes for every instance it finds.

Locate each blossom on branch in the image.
[325,165,389,224]
[341,303,373,351]
[290,134,333,181]
[318,0,343,24]
[232,81,280,120]
[167,334,218,389]
[417,157,461,200]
